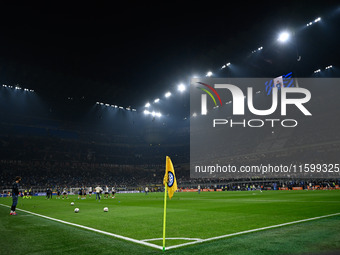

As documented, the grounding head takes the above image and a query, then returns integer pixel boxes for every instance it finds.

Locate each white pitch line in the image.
[0,204,163,250]
[165,212,340,250]
[2,203,339,251]
[142,237,203,242]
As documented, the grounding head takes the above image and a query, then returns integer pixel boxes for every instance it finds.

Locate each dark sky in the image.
[0,2,339,111]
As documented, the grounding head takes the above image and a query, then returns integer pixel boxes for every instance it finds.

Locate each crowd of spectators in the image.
[1,83,339,192]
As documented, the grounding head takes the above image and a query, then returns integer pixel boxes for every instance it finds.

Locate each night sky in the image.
[0,2,339,114]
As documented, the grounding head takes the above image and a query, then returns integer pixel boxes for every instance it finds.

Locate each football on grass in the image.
[104,207,109,212]
[71,202,74,206]
[74,208,79,213]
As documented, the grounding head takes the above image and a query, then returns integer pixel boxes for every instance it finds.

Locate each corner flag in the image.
[162,156,178,251]
[163,156,177,199]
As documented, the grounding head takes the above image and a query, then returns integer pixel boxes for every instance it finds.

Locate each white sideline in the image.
[1,203,339,251]
[0,203,163,250]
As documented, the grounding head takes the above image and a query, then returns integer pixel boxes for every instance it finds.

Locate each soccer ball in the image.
[74,208,79,213]
[71,202,74,206]
[103,207,109,212]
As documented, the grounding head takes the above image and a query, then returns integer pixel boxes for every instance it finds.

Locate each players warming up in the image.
[111,186,116,198]
[82,186,87,199]
[23,189,28,199]
[95,185,103,201]
[28,188,32,199]
[88,186,93,198]
[46,187,52,199]
[62,187,68,199]
[56,187,61,199]
[104,185,109,199]
[78,187,82,200]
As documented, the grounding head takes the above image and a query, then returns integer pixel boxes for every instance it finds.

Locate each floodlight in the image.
[177,84,186,92]
[154,98,160,103]
[165,92,171,98]
[206,71,213,77]
[278,31,290,42]
[145,102,151,107]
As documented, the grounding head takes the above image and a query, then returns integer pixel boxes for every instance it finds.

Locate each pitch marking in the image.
[1,203,339,251]
[0,203,163,250]
[165,212,340,250]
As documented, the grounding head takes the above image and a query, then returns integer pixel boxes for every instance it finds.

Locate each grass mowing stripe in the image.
[165,212,340,250]
[0,203,163,250]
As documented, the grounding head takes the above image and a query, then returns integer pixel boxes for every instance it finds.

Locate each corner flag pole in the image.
[162,181,168,251]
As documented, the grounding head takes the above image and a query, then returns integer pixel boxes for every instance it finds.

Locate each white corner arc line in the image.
[142,237,203,242]
[0,204,163,250]
[165,212,340,250]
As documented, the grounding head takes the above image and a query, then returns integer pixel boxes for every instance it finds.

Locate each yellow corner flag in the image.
[162,156,178,251]
[163,156,178,199]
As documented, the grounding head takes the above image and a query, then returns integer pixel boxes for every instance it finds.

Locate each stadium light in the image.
[307,17,321,27]
[278,31,290,42]
[165,91,171,98]
[154,98,160,103]
[177,84,186,92]
[277,32,290,43]
[314,69,321,73]
[145,102,151,108]
[144,109,150,115]
[325,65,332,69]
[206,71,213,77]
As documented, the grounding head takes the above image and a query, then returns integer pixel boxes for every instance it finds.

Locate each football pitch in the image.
[1,190,340,255]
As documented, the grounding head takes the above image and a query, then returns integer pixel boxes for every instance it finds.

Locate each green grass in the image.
[1,190,340,254]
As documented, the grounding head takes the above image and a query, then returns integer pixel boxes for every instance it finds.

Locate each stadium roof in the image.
[0,2,339,118]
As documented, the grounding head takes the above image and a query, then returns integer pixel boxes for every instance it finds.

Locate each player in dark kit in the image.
[10,176,21,215]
